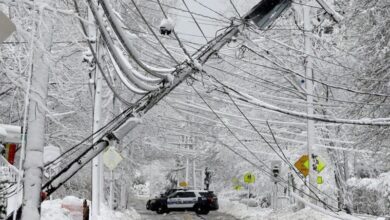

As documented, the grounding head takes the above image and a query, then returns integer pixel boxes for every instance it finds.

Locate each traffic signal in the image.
[271,160,282,182]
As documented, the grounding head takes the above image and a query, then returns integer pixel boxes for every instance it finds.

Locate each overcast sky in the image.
[174,0,241,46]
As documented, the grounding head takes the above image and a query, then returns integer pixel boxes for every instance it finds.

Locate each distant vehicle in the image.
[147,189,218,215]
[146,188,180,210]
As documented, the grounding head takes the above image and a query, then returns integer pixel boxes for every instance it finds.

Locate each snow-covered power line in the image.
[209,76,390,126]
[87,0,160,92]
[72,0,135,105]
[106,52,149,95]
[99,0,176,77]
[191,85,341,210]
[129,0,180,64]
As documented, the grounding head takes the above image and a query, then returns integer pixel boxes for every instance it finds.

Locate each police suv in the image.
[149,189,218,215]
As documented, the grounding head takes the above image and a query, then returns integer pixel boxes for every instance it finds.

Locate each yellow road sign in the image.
[234,185,242,191]
[303,156,326,173]
[317,176,324,184]
[244,172,255,184]
[295,155,326,176]
[294,155,309,177]
[179,181,188,187]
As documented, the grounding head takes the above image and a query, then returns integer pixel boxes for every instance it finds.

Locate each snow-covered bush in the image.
[347,172,390,216]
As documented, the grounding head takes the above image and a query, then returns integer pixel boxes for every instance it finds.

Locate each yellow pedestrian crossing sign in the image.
[303,156,326,173]
[244,172,255,184]
[317,176,324,184]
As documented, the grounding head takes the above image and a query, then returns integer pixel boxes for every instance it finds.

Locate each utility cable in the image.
[181,0,209,42]
[225,89,340,206]
[191,0,231,21]
[129,0,180,64]
[87,0,160,91]
[156,0,193,61]
[191,84,341,212]
[99,0,175,77]
[143,0,229,23]
[73,0,136,104]
[242,45,390,98]
[229,0,241,18]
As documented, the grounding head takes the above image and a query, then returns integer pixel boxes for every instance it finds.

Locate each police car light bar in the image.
[244,0,292,30]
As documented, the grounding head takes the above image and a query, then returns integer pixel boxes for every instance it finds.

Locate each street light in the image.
[245,0,292,30]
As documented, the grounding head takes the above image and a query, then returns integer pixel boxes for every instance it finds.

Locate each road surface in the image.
[128,197,239,220]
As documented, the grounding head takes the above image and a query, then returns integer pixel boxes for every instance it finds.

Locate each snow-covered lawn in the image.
[41,196,140,220]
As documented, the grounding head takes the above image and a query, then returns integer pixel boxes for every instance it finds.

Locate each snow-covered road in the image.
[128,197,238,220]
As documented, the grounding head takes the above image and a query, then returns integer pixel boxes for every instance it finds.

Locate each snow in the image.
[218,197,362,220]
[347,172,390,193]
[41,199,73,220]
[159,17,175,31]
[41,196,141,220]
[218,198,273,219]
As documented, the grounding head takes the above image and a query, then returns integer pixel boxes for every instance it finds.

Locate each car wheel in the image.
[195,205,209,215]
[156,205,166,214]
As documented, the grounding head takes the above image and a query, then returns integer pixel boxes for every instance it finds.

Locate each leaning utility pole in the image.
[42,0,292,199]
[303,2,317,203]
[21,6,52,220]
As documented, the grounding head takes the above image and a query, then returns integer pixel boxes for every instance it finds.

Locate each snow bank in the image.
[218,198,272,220]
[100,203,141,220]
[41,199,72,220]
[269,207,337,220]
[219,197,347,220]
[41,196,141,220]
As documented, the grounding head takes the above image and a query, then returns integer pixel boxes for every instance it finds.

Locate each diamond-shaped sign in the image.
[179,181,188,187]
[244,172,255,184]
[294,155,309,177]
[303,156,326,173]
[103,147,123,170]
[0,10,16,43]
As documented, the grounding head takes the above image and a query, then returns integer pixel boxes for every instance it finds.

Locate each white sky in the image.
[174,0,238,46]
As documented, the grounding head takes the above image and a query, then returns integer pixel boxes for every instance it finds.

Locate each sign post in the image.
[270,161,282,209]
[103,147,123,209]
[243,172,255,208]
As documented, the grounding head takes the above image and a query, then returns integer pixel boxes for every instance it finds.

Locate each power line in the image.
[73,0,133,106]
[218,54,390,106]
[156,0,193,61]
[143,0,230,23]
[242,45,390,97]
[191,0,231,21]
[229,0,241,18]
[225,90,340,207]
[129,0,180,64]
[191,84,341,212]
[181,0,209,42]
